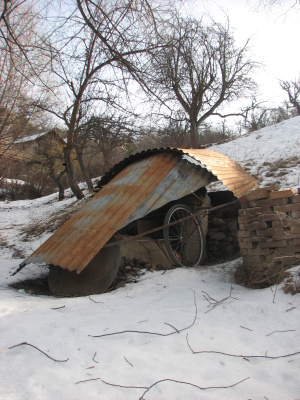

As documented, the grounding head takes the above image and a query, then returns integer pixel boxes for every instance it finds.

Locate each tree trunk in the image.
[58,185,65,201]
[49,169,66,201]
[190,119,199,148]
[75,146,94,193]
[64,146,84,200]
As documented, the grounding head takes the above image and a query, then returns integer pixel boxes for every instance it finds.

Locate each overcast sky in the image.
[184,0,300,107]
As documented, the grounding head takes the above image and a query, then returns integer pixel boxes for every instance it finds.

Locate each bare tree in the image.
[0,0,56,185]
[256,0,300,11]
[280,76,300,116]
[79,115,135,173]
[31,0,174,199]
[0,1,48,179]
[33,21,120,198]
[148,16,258,148]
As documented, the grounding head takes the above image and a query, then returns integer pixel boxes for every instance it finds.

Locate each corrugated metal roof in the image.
[98,148,258,198]
[179,149,258,197]
[20,148,257,273]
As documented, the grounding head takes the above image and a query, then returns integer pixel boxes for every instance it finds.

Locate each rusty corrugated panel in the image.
[99,147,258,198]
[21,151,215,272]
[180,149,258,197]
[21,148,256,273]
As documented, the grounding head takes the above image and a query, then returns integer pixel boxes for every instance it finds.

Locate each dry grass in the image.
[258,155,300,184]
[262,156,300,171]
[21,198,88,240]
[283,269,300,295]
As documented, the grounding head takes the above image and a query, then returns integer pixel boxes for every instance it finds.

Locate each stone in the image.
[208,231,226,240]
[227,220,239,233]
[211,217,226,226]
[12,249,25,259]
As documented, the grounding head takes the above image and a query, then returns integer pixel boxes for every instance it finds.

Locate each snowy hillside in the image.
[0,118,299,400]
[210,116,300,190]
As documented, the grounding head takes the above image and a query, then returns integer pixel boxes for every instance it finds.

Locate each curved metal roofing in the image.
[20,148,257,274]
[180,149,258,198]
[98,148,258,198]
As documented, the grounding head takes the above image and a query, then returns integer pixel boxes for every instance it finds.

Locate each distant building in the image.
[1,129,78,199]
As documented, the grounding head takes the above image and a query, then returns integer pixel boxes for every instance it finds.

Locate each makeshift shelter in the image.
[18,148,258,296]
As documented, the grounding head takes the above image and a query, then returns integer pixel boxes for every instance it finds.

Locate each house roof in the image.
[15,130,66,146]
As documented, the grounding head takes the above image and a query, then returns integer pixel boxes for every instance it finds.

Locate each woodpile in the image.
[238,186,300,286]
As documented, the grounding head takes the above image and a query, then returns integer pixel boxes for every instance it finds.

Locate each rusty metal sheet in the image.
[180,149,258,197]
[98,148,258,198]
[20,148,257,273]
[21,151,214,272]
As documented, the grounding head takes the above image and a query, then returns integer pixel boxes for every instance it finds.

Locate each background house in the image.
[1,130,77,200]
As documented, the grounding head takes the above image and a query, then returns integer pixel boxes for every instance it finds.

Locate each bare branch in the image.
[148,15,258,147]
[89,289,197,338]
[266,329,296,337]
[97,376,251,399]
[124,356,133,367]
[92,352,99,364]
[240,325,253,332]
[75,377,101,385]
[0,341,69,362]
[202,285,238,313]
[186,335,300,359]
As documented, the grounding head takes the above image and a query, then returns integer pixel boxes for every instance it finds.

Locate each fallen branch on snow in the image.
[186,334,300,360]
[0,341,69,362]
[89,289,197,338]
[124,356,133,367]
[240,325,253,332]
[92,352,99,363]
[266,329,296,337]
[88,296,104,304]
[75,377,101,385]
[202,285,238,313]
[75,376,250,399]
[96,376,250,399]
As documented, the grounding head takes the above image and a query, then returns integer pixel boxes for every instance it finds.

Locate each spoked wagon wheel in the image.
[163,204,205,268]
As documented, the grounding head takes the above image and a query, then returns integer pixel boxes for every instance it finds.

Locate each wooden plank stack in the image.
[238,186,300,286]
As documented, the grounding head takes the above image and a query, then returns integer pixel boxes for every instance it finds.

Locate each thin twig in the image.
[51,305,65,310]
[88,296,104,304]
[139,377,250,399]
[92,352,99,363]
[89,289,197,338]
[202,286,238,313]
[266,330,296,337]
[202,291,217,303]
[75,377,101,385]
[286,307,296,312]
[124,356,133,367]
[186,335,300,359]
[272,282,278,304]
[89,328,174,338]
[240,326,253,332]
[164,322,180,333]
[0,342,69,362]
[100,376,250,399]
[101,379,146,389]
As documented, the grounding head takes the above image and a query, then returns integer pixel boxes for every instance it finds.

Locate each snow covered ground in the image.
[209,116,300,191]
[0,117,300,400]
